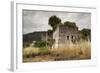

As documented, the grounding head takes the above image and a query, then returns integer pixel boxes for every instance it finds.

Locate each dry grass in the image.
[51,41,91,60]
[23,47,39,58]
[23,41,91,62]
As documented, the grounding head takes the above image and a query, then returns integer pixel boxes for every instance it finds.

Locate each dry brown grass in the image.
[23,41,91,62]
[51,41,91,60]
[23,47,39,58]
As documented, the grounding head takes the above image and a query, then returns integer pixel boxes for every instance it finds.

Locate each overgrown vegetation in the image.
[34,41,47,48]
[23,41,91,62]
[23,15,91,62]
[48,15,61,30]
[64,21,76,28]
[79,29,91,41]
[23,42,30,48]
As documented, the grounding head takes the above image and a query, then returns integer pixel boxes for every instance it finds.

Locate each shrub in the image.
[23,42,30,48]
[34,41,48,48]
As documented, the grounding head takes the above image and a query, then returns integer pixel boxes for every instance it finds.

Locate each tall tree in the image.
[48,15,61,30]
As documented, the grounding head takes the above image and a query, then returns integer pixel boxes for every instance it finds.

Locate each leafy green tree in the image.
[81,29,91,37]
[48,15,61,30]
[64,21,76,28]
[80,29,91,40]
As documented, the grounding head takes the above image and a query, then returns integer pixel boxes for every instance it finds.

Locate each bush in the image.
[34,41,48,48]
[23,42,30,48]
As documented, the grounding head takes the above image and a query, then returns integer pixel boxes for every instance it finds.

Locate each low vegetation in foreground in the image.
[23,41,91,62]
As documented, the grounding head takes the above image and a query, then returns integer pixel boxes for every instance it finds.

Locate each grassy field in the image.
[23,41,91,62]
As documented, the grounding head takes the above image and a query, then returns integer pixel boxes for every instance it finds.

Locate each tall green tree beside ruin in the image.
[48,15,61,30]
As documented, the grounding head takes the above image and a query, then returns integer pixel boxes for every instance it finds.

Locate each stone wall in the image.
[53,25,79,48]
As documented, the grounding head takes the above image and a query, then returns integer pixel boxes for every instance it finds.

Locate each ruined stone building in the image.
[53,24,79,48]
[23,23,81,48]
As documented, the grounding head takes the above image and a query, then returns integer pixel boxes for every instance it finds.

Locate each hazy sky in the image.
[23,10,91,34]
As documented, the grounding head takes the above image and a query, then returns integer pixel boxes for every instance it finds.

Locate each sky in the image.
[23,10,91,34]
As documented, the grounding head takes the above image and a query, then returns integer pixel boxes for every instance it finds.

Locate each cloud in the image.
[23,10,91,34]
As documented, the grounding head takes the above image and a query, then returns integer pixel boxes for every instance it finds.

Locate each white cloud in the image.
[23,10,91,34]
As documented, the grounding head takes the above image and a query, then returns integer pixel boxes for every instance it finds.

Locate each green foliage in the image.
[64,21,76,28]
[48,15,61,30]
[80,29,91,40]
[23,42,30,48]
[34,41,51,55]
[80,29,91,37]
[34,41,47,48]
[47,38,55,48]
